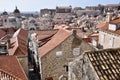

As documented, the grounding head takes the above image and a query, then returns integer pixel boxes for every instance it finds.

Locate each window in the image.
[73,48,80,56]
[109,37,114,47]
[100,34,105,43]
[56,51,62,57]
[63,65,68,72]
[109,24,117,31]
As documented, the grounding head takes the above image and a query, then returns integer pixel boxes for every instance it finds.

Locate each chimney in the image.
[106,12,113,22]
[71,29,77,36]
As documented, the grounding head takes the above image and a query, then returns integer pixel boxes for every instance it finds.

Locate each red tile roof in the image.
[54,24,69,29]
[96,22,107,29]
[8,37,28,56]
[39,29,71,57]
[82,38,91,43]
[0,28,17,40]
[13,28,28,40]
[98,17,120,35]
[0,29,6,39]
[99,22,120,35]
[36,29,58,46]
[66,28,82,34]
[0,56,27,80]
[8,28,28,56]
[86,48,120,80]
[36,29,58,40]
[110,16,120,24]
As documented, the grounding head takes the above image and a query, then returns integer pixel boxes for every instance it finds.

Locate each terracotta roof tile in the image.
[36,29,58,46]
[86,48,120,80]
[8,28,28,56]
[99,21,120,35]
[39,29,71,57]
[8,36,28,56]
[1,27,17,35]
[0,28,17,40]
[0,29,6,39]
[54,24,69,29]
[96,22,107,29]
[13,28,28,40]
[0,56,27,80]
[82,38,91,43]
[36,29,58,40]
[110,17,120,24]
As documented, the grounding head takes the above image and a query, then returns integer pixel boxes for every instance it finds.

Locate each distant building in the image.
[13,6,20,17]
[105,4,120,12]
[0,7,22,28]
[40,9,56,18]
[86,6,100,10]
[1,11,8,26]
[56,6,72,13]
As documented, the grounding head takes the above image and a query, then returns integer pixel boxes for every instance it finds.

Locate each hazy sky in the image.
[0,0,119,12]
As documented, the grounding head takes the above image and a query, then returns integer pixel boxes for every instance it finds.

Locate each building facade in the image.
[98,15,120,49]
[39,29,95,80]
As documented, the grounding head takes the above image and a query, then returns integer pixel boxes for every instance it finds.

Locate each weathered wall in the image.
[99,30,120,49]
[41,35,95,80]
[68,54,99,80]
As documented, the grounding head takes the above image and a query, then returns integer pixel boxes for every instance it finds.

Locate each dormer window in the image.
[108,24,117,31]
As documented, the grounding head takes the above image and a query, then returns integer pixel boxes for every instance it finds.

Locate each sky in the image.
[0,0,119,12]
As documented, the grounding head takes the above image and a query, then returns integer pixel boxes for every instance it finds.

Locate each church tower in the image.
[1,10,8,26]
[13,6,20,17]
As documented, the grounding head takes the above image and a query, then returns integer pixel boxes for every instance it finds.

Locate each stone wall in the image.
[41,34,95,80]
[68,54,99,80]
[98,30,120,49]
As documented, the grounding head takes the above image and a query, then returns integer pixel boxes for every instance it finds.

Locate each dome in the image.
[13,6,20,13]
[2,11,8,15]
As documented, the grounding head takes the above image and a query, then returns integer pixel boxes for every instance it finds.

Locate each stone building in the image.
[56,6,72,13]
[105,4,120,12]
[40,9,56,18]
[13,6,21,17]
[8,28,28,76]
[1,11,8,26]
[38,29,95,80]
[85,6,100,10]
[35,29,58,47]
[98,14,120,49]
[54,6,74,24]
[69,48,120,80]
